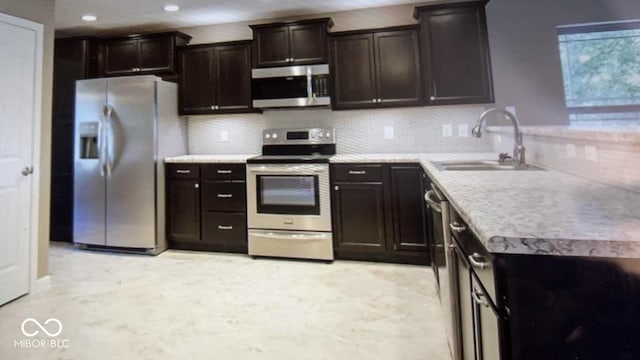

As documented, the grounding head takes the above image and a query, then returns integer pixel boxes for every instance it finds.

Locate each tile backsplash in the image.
[187,105,492,155]
[488,126,640,194]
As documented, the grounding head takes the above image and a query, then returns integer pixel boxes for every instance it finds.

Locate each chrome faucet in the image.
[471,108,526,167]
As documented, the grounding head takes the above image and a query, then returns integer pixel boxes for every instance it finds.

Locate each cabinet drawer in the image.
[202,212,247,246]
[201,164,246,180]
[332,164,383,182]
[202,181,246,212]
[166,163,200,179]
[450,208,496,306]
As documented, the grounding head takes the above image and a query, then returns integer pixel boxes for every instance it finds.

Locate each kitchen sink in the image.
[432,160,543,171]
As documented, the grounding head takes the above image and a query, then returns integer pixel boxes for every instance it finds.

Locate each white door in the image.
[0,13,41,306]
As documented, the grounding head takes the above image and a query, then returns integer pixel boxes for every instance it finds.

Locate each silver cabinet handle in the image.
[472,289,489,307]
[195,183,199,189]
[348,170,366,175]
[217,169,232,174]
[378,98,382,103]
[334,185,339,191]
[218,225,233,230]
[211,105,215,110]
[449,222,466,233]
[468,253,489,269]
[217,194,233,198]
[176,169,191,174]
[430,96,435,101]
[372,99,377,103]
[21,166,33,176]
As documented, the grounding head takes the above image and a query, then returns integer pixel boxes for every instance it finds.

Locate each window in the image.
[557,20,640,128]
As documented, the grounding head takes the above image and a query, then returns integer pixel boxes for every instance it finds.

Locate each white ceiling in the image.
[55,0,430,37]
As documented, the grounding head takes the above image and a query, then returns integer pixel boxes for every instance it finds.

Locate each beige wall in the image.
[0,0,55,278]
[485,0,640,126]
[180,3,418,44]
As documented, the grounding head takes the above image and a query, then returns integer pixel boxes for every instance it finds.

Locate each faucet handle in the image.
[498,152,512,163]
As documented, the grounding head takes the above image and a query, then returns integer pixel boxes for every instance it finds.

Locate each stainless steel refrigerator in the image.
[73,76,186,254]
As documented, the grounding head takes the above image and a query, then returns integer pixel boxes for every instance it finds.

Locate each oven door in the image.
[247,163,331,232]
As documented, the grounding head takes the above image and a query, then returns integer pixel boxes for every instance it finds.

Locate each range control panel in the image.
[263,128,336,145]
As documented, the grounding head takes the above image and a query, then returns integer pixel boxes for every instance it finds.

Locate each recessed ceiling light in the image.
[163,4,180,12]
[81,14,97,22]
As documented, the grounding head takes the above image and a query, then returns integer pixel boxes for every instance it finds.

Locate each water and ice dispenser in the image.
[78,122,99,159]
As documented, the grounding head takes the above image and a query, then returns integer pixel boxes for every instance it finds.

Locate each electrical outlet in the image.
[220,130,229,142]
[384,126,394,139]
[585,145,598,162]
[566,143,577,158]
[457,124,469,137]
[442,124,453,137]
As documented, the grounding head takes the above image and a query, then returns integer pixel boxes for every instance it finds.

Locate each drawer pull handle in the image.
[468,253,489,269]
[472,289,489,307]
[176,169,191,174]
[348,170,366,175]
[449,222,466,233]
[217,170,232,174]
[217,194,233,198]
[218,225,233,230]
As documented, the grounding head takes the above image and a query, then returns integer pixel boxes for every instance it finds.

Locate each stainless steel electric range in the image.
[246,128,336,261]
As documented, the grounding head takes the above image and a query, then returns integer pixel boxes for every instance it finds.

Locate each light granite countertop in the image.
[164,154,257,163]
[164,152,640,258]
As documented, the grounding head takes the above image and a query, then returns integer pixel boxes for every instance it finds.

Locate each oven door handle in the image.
[249,166,327,174]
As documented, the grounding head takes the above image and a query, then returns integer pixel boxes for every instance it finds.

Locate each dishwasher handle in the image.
[424,190,442,213]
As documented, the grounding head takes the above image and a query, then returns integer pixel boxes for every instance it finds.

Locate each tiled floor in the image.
[0,242,450,360]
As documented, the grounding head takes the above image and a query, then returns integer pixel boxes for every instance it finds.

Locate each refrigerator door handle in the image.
[104,105,114,175]
[98,106,107,176]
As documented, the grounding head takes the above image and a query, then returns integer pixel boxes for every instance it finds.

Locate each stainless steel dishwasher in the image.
[425,183,461,360]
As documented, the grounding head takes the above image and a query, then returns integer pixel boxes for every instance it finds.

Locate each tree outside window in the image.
[557,21,640,128]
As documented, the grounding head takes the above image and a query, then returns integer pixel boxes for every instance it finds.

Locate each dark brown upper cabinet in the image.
[329,25,422,110]
[250,18,333,68]
[102,32,191,76]
[414,1,494,105]
[178,41,253,115]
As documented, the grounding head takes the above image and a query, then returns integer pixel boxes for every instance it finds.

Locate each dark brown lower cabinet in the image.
[331,163,429,264]
[166,163,247,253]
[166,178,200,243]
[332,182,387,255]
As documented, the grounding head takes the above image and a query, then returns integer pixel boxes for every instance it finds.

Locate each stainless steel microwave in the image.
[251,64,331,108]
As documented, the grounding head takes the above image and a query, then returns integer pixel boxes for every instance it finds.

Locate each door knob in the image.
[21,166,33,176]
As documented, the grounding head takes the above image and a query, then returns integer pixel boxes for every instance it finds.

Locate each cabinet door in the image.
[332,182,387,255]
[390,165,428,253]
[139,36,173,73]
[419,4,493,104]
[215,44,252,112]
[289,23,327,65]
[179,47,214,114]
[104,39,139,75]
[167,179,200,242]
[329,34,378,109]
[253,26,290,67]
[374,30,422,107]
[472,274,502,360]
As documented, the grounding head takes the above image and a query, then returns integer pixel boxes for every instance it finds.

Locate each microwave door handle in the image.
[306,67,313,104]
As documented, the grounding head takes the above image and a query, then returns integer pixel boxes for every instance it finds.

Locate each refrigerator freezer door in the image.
[74,79,108,245]
[105,76,157,249]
